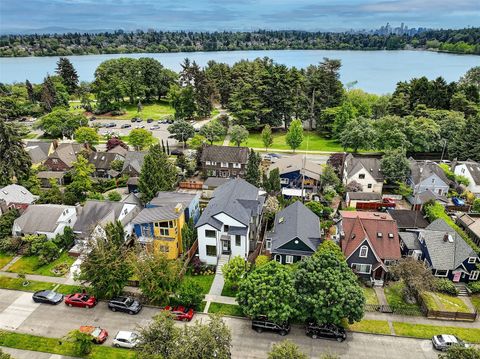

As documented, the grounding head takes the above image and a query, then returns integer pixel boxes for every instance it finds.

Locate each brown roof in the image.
[340,211,401,260]
[107,145,128,157]
[48,143,83,168]
[201,145,249,164]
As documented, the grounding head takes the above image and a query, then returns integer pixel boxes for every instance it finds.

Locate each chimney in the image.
[443,233,449,242]
[175,203,183,213]
[52,139,59,150]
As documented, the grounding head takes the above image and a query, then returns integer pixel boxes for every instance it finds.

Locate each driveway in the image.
[0,289,437,358]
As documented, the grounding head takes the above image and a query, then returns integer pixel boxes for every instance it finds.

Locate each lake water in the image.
[0,50,478,94]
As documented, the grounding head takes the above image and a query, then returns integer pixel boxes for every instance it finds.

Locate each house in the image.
[387,209,429,231]
[36,171,65,187]
[407,159,450,198]
[88,151,125,178]
[44,143,83,171]
[398,232,423,259]
[338,211,401,286]
[266,201,321,264]
[345,192,382,208]
[122,151,147,177]
[453,160,480,195]
[12,204,77,239]
[73,199,141,241]
[107,144,129,157]
[343,154,384,193]
[0,184,38,214]
[456,213,480,247]
[413,219,479,283]
[148,191,201,224]
[196,178,265,265]
[410,189,449,211]
[200,145,249,178]
[24,140,54,165]
[267,154,323,190]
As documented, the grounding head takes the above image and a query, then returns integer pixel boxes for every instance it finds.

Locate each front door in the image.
[221,239,231,254]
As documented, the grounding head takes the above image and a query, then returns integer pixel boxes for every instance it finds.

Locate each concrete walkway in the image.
[0,271,67,284]
[374,287,388,306]
[1,346,78,359]
[1,255,21,271]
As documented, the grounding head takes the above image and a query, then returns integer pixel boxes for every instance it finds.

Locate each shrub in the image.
[171,281,203,310]
[434,278,459,295]
[37,241,60,265]
[468,281,480,294]
[255,255,269,268]
[107,191,122,201]
[0,237,22,254]
[473,198,480,213]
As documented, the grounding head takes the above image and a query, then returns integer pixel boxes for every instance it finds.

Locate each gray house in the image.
[407,159,450,198]
[266,201,321,264]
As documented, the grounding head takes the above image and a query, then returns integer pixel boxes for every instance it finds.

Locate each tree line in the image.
[0,28,479,57]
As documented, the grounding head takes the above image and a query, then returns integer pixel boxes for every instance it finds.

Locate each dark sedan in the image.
[32,290,64,305]
[108,296,142,315]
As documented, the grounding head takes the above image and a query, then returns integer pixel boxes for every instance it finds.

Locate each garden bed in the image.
[208,302,244,317]
[7,252,75,277]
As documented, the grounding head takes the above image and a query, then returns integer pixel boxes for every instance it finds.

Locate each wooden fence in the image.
[179,239,199,277]
[179,181,203,190]
[417,293,477,322]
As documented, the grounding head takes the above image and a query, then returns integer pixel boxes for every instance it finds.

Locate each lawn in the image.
[208,302,244,317]
[0,275,80,294]
[363,287,379,305]
[421,291,472,313]
[0,254,14,270]
[221,283,237,298]
[348,320,391,335]
[384,281,422,312]
[0,330,135,358]
[8,252,76,277]
[392,322,480,343]
[471,295,480,311]
[182,274,214,295]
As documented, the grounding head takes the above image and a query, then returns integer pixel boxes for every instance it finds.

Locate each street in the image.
[0,289,438,358]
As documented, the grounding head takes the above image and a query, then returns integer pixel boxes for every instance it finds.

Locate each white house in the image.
[196,178,265,265]
[453,160,480,195]
[407,159,450,197]
[343,154,384,193]
[12,204,77,239]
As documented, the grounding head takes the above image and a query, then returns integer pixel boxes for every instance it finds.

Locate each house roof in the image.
[48,143,83,168]
[203,177,231,189]
[122,151,147,174]
[88,152,122,170]
[409,159,450,186]
[107,145,128,157]
[268,155,323,181]
[411,189,449,205]
[457,213,480,238]
[149,191,196,208]
[0,184,38,205]
[24,141,52,163]
[399,232,421,250]
[133,205,183,224]
[268,201,321,252]
[345,154,383,182]
[455,160,480,186]
[196,178,264,229]
[36,171,66,179]
[347,192,382,201]
[419,219,478,270]
[14,204,74,233]
[387,210,429,229]
[200,145,249,164]
[340,211,401,260]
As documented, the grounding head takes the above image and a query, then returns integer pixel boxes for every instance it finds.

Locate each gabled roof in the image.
[196,178,264,229]
[268,155,323,181]
[14,204,75,233]
[203,177,231,189]
[344,154,383,182]
[457,213,480,238]
[409,159,450,186]
[88,151,122,170]
[133,205,183,224]
[340,211,401,260]
[412,189,449,205]
[149,191,196,208]
[200,145,249,164]
[387,210,429,229]
[0,184,38,205]
[24,140,53,163]
[268,201,321,252]
[48,143,83,167]
[107,145,128,157]
[122,151,147,174]
[347,192,382,201]
[455,160,480,185]
[399,232,421,250]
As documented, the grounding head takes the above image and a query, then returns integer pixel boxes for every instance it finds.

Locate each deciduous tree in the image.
[268,340,308,359]
[222,256,251,289]
[128,128,155,150]
[230,124,249,147]
[286,119,303,152]
[261,124,273,151]
[380,149,410,183]
[74,126,100,147]
[168,120,195,146]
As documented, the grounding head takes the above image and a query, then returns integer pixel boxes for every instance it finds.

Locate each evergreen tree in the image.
[286,119,304,152]
[449,114,480,162]
[0,120,31,186]
[56,57,79,94]
[268,168,281,194]
[25,79,35,103]
[245,149,261,187]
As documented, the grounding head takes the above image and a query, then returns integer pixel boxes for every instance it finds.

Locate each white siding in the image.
[413,173,449,196]
[197,224,220,265]
[212,212,246,227]
[346,169,383,193]
[454,164,480,194]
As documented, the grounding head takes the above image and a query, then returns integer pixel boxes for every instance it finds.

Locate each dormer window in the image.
[359,245,368,258]
[468,257,477,264]
[431,178,435,184]
[359,174,365,179]
[388,233,394,239]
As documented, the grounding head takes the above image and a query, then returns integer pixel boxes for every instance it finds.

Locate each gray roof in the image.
[399,232,421,250]
[0,184,38,205]
[409,159,450,186]
[268,201,321,253]
[203,177,231,189]
[122,151,147,174]
[24,141,52,163]
[88,152,123,170]
[133,205,183,224]
[36,171,65,179]
[456,160,480,185]
[347,192,382,201]
[387,210,429,229]
[345,154,383,181]
[268,155,323,181]
[48,143,83,167]
[107,145,128,157]
[457,213,480,237]
[421,219,478,270]
[149,191,196,208]
[196,178,264,229]
[411,189,449,205]
[14,204,74,233]
[200,145,249,164]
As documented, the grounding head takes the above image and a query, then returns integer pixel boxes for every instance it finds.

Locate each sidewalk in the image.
[1,346,78,359]
[0,271,67,284]
[364,311,480,328]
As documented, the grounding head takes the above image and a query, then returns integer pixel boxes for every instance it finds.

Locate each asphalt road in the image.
[0,289,438,358]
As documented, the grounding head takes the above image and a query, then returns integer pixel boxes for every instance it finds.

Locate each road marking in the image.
[0,292,40,330]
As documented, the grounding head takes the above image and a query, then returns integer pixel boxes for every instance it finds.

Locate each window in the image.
[461,168,465,174]
[468,257,477,264]
[159,245,169,253]
[359,245,368,258]
[280,178,289,185]
[235,235,241,246]
[266,240,272,251]
[367,184,372,189]
[159,222,169,228]
[221,162,229,168]
[205,229,216,238]
[206,245,216,256]
[359,174,365,179]
[470,271,479,280]
[285,255,294,264]
[435,269,448,277]
[232,163,241,168]
[384,260,395,266]
[159,228,169,236]
[431,178,435,184]
[351,263,371,274]
[224,225,229,232]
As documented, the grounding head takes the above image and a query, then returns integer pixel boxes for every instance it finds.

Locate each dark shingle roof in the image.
[399,232,421,250]
[88,152,123,170]
[25,141,52,163]
[387,210,429,229]
[14,204,74,233]
[200,145,249,164]
[347,192,382,201]
[203,177,231,189]
[345,154,383,181]
[122,151,147,174]
[48,143,83,167]
[409,159,450,186]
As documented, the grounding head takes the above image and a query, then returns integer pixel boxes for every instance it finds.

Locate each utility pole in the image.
[309,88,315,131]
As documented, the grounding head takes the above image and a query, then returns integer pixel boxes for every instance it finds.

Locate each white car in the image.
[112,331,139,349]
[432,335,469,351]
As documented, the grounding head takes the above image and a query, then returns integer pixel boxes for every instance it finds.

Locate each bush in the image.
[468,281,480,294]
[53,227,76,250]
[171,281,203,310]
[434,278,459,295]
[473,198,480,213]
[107,191,121,201]
[255,255,269,268]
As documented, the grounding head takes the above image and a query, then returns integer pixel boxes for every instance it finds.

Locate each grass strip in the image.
[0,275,81,294]
[208,302,244,317]
[392,322,480,343]
[348,320,391,335]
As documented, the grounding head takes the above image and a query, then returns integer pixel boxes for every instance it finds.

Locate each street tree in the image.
[380,149,410,183]
[168,120,195,147]
[268,340,308,359]
[200,120,226,144]
[138,144,177,203]
[36,109,88,138]
[261,124,273,151]
[222,255,251,289]
[55,57,79,94]
[136,312,179,358]
[230,124,249,146]
[74,126,100,147]
[245,149,261,187]
[128,128,155,150]
[237,261,298,324]
[286,119,304,152]
[0,120,31,186]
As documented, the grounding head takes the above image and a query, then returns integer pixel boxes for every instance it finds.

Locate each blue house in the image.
[147,192,200,224]
[267,154,323,190]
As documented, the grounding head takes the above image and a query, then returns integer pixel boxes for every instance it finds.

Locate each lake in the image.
[0,50,478,94]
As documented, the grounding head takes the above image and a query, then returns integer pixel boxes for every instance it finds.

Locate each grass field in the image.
[182,274,214,295]
[384,281,422,312]
[115,100,174,120]
[392,322,480,343]
[221,283,237,298]
[421,292,472,313]
[363,287,379,306]
[348,320,391,335]
[208,302,244,317]
[0,254,14,269]
[7,252,76,277]
[471,295,480,311]
[0,275,80,294]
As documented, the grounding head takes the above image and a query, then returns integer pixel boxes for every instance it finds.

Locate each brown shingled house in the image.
[200,145,249,178]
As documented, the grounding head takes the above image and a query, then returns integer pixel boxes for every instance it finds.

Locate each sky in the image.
[0,0,479,34]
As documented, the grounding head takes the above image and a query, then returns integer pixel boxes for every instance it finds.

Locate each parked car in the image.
[162,305,194,321]
[305,322,346,342]
[147,118,154,123]
[452,197,465,206]
[113,331,139,349]
[136,125,145,129]
[432,335,469,351]
[167,119,174,124]
[32,290,63,305]
[170,149,184,156]
[121,124,131,129]
[89,116,96,121]
[105,123,116,128]
[251,317,290,336]
[150,125,160,130]
[65,293,97,308]
[79,326,108,344]
[108,296,142,315]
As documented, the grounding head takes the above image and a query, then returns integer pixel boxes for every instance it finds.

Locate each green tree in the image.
[286,119,303,152]
[0,120,31,185]
[395,181,413,198]
[472,198,480,213]
[222,256,251,289]
[55,57,79,94]
[0,349,13,359]
[268,340,308,359]
[450,115,480,162]
[169,84,197,120]
[373,115,408,151]
[332,101,357,138]
[237,261,298,324]
[187,134,207,149]
[261,124,273,151]
[136,312,179,358]
[38,179,63,204]
[107,191,121,201]
[181,218,197,253]
[128,128,155,150]
[36,109,87,138]
[40,75,69,112]
[110,159,124,172]
[439,345,480,359]
[380,149,410,183]
[0,208,19,240]
[267,168,281,194]
[245,149,261,187]
[66,329,93,356]
[230,124,249,147]
[200,120,226,144]
[168,120,195,146]
[64,155,94,204]
[339,117,375,152]
[138,144,177,203]
[294,245,365,326]
[171,281,203,310]
[390,258,435,302]
[74,126,100,147]
[320,164,341,191]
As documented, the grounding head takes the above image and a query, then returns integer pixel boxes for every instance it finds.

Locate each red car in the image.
[79,326,108,344]
[65,293,97,308]
[162,305,194,321]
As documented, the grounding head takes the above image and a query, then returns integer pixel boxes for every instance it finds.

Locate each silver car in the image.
[432,335,468,351]
[113,331,139,349]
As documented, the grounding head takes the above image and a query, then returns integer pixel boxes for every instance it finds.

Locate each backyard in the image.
[7,252,76,277]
